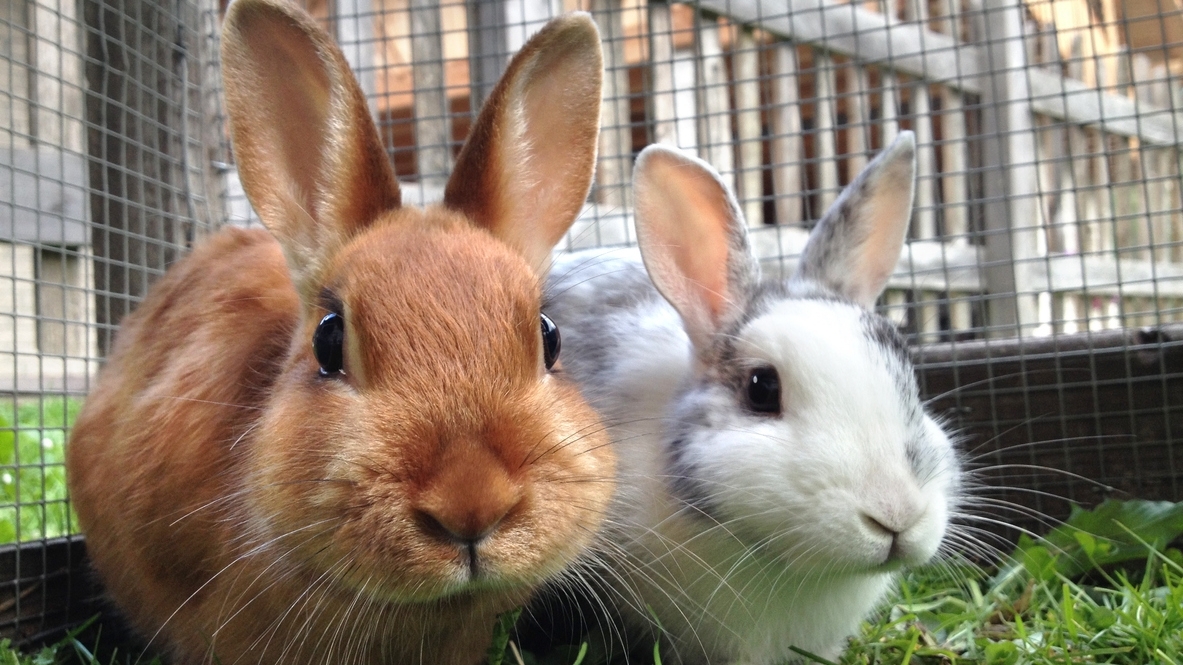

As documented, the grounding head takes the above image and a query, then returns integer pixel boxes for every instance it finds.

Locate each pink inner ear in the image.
[849,187,911,307]
[638,153,735,333]
[238,13,332,209]
[673,185,732,324]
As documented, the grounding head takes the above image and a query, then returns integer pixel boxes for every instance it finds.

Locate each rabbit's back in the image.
[67,227,298,637]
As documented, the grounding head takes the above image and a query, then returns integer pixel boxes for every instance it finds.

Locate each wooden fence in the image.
[266,0,1183,342]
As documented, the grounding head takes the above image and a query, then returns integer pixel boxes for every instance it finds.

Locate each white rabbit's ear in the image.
[794,131,915,309]
[444,13,602,277]
[633,145,758,349]
[221,0,401,299]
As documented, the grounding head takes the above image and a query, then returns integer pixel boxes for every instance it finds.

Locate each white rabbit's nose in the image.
[859,499,923,539]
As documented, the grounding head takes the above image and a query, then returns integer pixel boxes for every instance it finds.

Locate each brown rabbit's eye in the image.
[541,313,560,370]
[746,366,781,415]
[313,312,345,376]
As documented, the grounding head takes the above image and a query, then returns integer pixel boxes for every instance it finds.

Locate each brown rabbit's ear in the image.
[221,0,400,296]
[443,13,603,276]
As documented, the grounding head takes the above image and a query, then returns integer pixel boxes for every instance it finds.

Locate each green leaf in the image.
[983,641,1019,665]
[1012,499,1183,579]
[486,607,522,665]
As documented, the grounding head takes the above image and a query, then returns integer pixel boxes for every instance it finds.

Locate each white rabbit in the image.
[544,131,961,664]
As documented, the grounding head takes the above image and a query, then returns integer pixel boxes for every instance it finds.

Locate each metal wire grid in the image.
[0,0,1180,641]
[1,0,224,638]
[211,0,1183,548]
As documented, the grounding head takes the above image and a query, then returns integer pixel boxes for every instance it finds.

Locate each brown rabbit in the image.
[64,1,613,663]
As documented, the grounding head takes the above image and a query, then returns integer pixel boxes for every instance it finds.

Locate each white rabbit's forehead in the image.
[735,299,914,409]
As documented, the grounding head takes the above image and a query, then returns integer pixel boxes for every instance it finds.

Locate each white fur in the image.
[552,276,956,663]
[543,133,959,664]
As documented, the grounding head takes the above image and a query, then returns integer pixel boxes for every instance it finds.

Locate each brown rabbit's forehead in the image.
[318,209,543,386]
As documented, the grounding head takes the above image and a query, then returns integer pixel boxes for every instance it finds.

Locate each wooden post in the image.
[505,0,561,52]
[335,0,376,115]
[845,63,870,176]
[977,0,1041,337]
[880,69,900,144]
[84,0,199,354]
[735,29,763,226]
[467,0,508,112]
[769,42,802,227]
[813,50,839,211]
[649,2,678,146]
[696,15,733,189]
[591,0,633,207]
[903,0,939,340]
[880,69,908,326]
[932,0,971,333]
[410,0,451,190]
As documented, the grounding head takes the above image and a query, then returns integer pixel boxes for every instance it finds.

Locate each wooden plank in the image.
[335,0,376,114]
[505,0,562,52]
[694,0,1183,147]
[84,0,196,354]
[467,1,508,111]
[931,0,971,332]
[1027,69,1183,147]
[410,0,451,190]
[696,16,734,188]
[750,229,1183,299]
[748,225,984,292]
[813,50,839,210]
[769,43,803,227]
[648,3,678,145]
[1020,255,1183,298]
[1060,34,1089,333]
[976,0,1041,337]
[902,0,939,339]
[0,148,88,245]
[592,0,634,207]
[696,0,975,90]
[845,63,870,176]
[734,29,764,226]
[880,68,907,325]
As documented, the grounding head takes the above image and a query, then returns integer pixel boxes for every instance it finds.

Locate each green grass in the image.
[494,500,1183,665]
[0,397,82,543]
[0,620,164,665]
[0,423,1178,665]
[839,551,1183,664]
[835,500,1183,665]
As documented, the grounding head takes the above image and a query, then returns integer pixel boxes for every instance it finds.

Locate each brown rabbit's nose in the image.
[414,442,523,545]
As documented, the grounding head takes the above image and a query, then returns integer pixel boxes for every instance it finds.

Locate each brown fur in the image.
[65,3,611,664]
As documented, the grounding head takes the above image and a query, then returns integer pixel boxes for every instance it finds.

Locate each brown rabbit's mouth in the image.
[327,552,547,605]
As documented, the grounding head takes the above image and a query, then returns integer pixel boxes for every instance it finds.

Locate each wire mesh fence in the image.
[1,0,1182,644]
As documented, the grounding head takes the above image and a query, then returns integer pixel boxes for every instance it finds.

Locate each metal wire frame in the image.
[0,0,1181,643]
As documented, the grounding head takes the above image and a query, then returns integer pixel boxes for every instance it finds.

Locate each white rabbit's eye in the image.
[541,313,561,370]
[746,366,781,415]
[313,312,345,376]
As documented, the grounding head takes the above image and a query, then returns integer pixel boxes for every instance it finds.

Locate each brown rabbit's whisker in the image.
[229,422,261,451]
[147,517,341,656]
[249,549,352,658]
[213,528,345,641]
[526,418,617,467]
[544,264,640,304]
[159,395,265,411]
